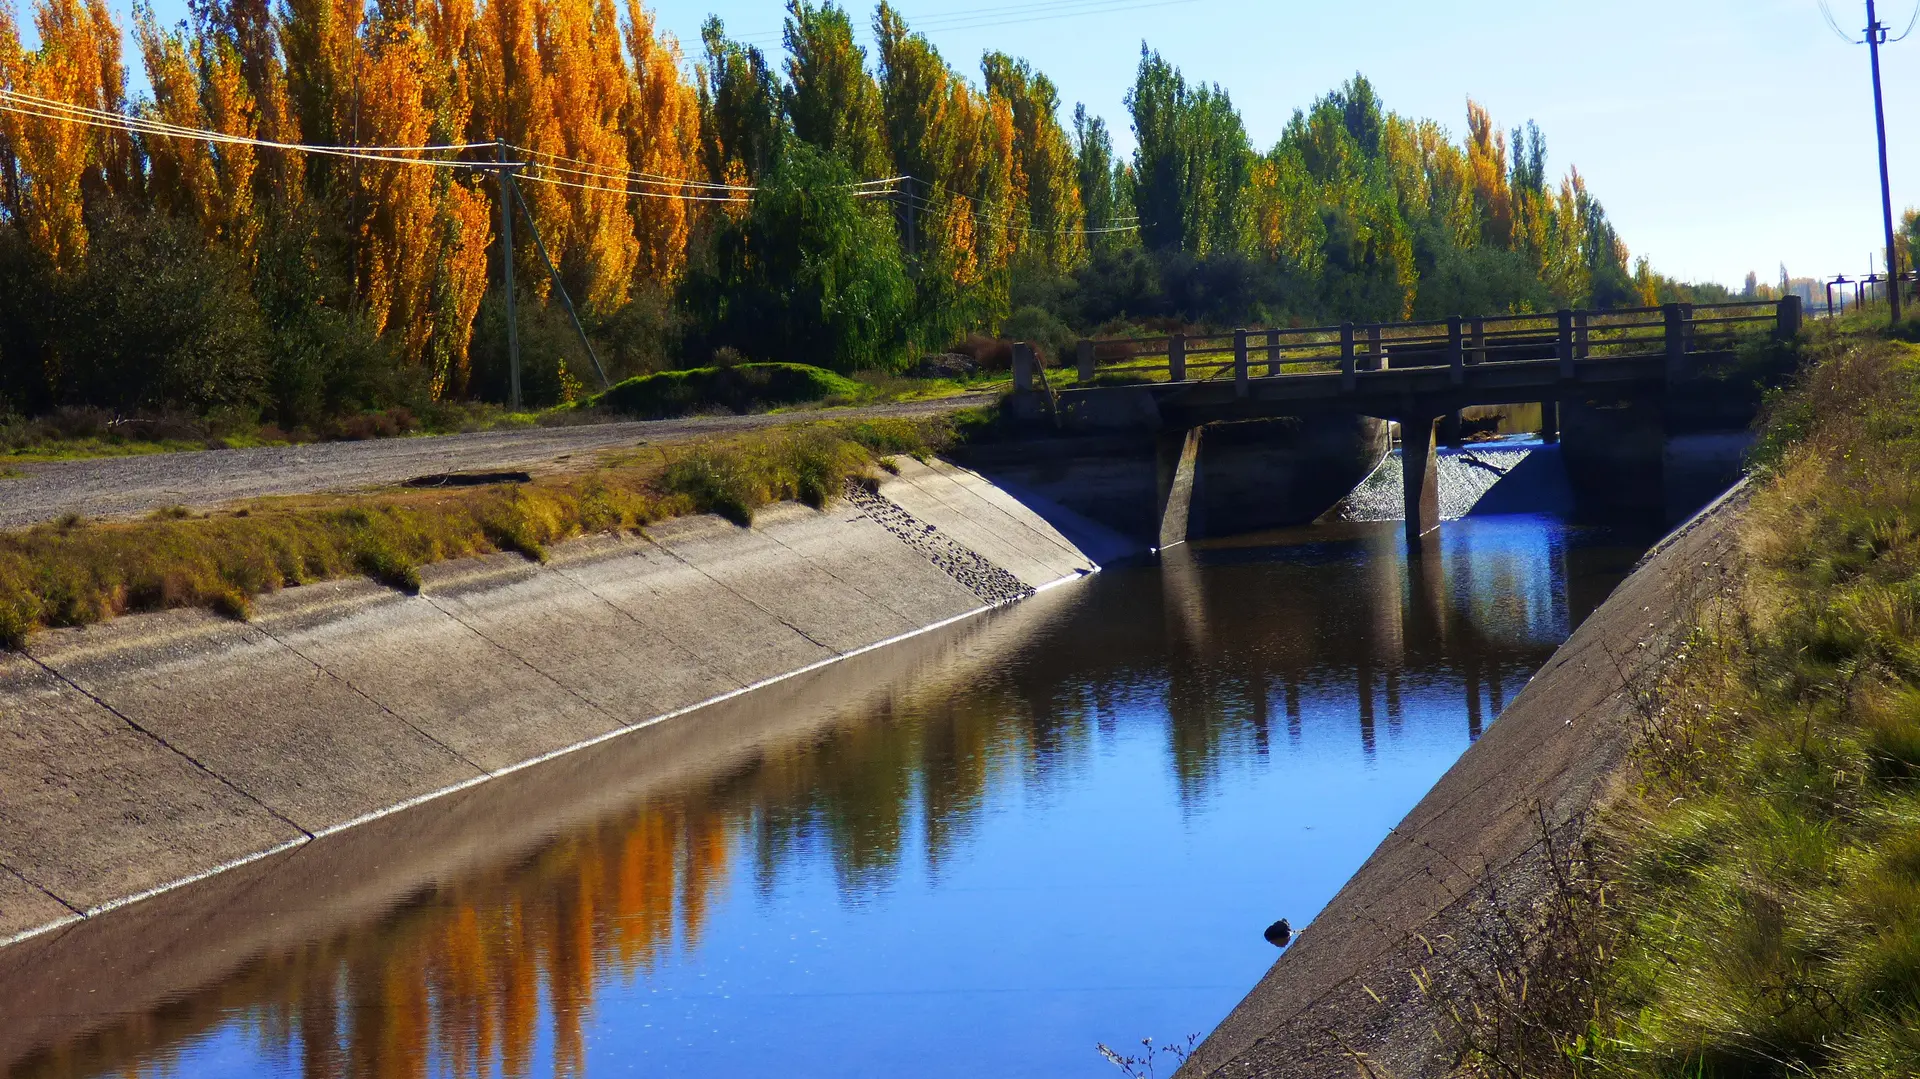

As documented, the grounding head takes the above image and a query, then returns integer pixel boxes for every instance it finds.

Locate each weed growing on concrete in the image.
[0,418,954,649]
[1096,1034,1197,1078]
[1425,810,1621,1078]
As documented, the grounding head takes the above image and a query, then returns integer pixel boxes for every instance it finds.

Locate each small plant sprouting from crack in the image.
[1097,1034,1199,1079]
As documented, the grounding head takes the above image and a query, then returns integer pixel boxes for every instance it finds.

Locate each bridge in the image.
[1008,298,1801,548]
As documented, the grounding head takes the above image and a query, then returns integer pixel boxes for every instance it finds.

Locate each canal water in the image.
[6,508,1657,1079]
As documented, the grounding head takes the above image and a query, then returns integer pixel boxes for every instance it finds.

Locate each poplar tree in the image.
[983,51,1082,272]
[623,0,699,285]
[782,0,886,180]
[697,18,781,186]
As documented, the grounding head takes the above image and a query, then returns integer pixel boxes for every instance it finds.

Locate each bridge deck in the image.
[1022,299,1797,425]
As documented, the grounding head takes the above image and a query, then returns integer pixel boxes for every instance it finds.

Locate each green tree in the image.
[1125,45,1250,255]
[1072,103,1129,253]
[782,1,887,180]
[698,18,783,184]
[685,140,912,372]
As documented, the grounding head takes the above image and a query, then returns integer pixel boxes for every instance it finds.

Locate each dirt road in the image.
[0,396,985,529]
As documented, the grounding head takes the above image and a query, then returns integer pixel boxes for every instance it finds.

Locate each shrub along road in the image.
[0,396,986,529]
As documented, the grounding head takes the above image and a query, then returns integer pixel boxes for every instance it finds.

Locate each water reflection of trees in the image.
[18,520,1640,1079]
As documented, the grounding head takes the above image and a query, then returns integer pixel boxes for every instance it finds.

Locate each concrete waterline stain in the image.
[0,514,1656,1079]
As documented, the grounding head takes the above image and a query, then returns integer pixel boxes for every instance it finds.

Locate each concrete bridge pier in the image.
[1560,395,1666,522]
[1156,426,1204,549]
[1400,415,1442,550]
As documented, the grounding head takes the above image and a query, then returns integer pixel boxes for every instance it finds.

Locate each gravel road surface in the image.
[0,396,986,529]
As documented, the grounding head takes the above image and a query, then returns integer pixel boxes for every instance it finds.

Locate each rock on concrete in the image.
[0,458,1110,945]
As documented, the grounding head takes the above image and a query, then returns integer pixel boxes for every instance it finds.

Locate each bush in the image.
[51,208,269,414]
[1002,305,1075,366]
[253,201,408,428]
[588,362,864,419]
[468,287,593,408]
[590,283,682,381]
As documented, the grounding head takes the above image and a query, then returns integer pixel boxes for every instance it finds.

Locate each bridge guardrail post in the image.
[1267,329,1281,376]
[1234,329,1250,397]
[1013,341,1035,391]
[1169,334,1186,382]
[1663,303,1685,382]
[1367,325,1383,370]
[1469,317,1485,365]
[1340,323,1357,391]
[1447,316,1464,386]
[1076,339,1094,384]
[1777,294,1803,340]
[1681,302,1695,354]
[1575,310,1590,359]
[1558,310,1575,378]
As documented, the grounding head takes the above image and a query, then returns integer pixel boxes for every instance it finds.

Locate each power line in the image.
[2,87,1137,233]
[0,87,489,167]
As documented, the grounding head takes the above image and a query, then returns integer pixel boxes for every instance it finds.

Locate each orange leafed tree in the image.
[623,0,698,285]
[134,11,261,257]
[471,0,556,296]
[0,0,125,271]
[1464,99,1513,253]
[537,0,636,312]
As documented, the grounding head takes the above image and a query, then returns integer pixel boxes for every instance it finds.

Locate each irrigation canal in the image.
[6,449,1667,1079]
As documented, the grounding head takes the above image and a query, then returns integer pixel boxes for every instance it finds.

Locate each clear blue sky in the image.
[95,0,1920,287]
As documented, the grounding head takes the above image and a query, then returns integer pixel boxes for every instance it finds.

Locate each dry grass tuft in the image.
[0,418,949,650]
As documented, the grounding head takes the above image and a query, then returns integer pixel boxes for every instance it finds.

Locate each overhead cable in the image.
[0,88,490,168]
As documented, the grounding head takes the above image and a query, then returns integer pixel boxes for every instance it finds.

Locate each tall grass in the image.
[0,418,949,650]
[1454,332,1920,1077]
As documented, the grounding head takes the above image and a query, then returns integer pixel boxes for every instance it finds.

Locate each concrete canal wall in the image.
[1178,483,1751,1079]
[0,457,1119,948]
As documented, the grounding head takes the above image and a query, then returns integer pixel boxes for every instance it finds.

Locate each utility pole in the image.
[495,139,522,411]
[1867,0,1904,323]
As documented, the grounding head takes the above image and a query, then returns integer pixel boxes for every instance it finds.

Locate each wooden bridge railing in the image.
[1023,299,1800,394]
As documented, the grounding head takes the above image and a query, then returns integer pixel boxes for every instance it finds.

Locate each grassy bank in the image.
[586,362,867,418]
[1457,327,1920,1076]
[0,416,952,650]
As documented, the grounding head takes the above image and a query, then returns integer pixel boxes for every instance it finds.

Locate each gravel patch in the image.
[845,479,1035,606]
[0,397,984,530]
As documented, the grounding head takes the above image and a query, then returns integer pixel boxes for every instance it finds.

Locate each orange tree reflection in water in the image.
[22,515,1643,1079]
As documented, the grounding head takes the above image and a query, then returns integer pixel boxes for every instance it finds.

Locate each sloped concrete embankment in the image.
[0,457,1111,947]
[1178,486,1750,1079]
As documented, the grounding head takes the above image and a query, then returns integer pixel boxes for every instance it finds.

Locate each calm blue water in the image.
[9,513,1651,1079]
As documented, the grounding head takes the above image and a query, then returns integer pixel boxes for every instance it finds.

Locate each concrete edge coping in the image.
[1,521,1099,951]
